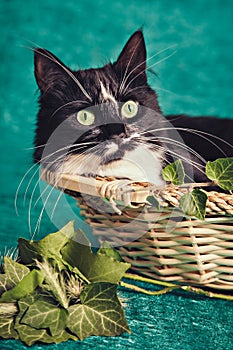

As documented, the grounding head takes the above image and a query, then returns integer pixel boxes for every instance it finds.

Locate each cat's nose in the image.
[102,123,126,140]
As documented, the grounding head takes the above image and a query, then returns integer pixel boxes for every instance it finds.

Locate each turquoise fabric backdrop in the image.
[0,0,233,349]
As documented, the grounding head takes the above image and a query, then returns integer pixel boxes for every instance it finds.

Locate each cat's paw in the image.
[99,179,134,215]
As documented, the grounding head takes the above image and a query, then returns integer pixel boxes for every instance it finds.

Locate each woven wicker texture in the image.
[41,169,233,291]
[77,191,233,291]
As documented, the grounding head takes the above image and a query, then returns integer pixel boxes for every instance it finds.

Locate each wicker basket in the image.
[41,169,233,291]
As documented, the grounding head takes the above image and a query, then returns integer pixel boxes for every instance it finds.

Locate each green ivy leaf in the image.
[16,323,75,346]
[179,189,207,220]
[162,159,185,185]
[0,269,44,302]
[16,323,50,346]
[0,316,18,339]
[15,294,76,346]
[146,195,160,209]
[206,158,233,190]
[0,258,30,296]
[14,294,48,345]
[97,242,122,262]
[21,297,68,336]
[4,256,30,286]
[0,223,130,344]
[18,221,75,268]
[0,274,10,296]
[67,282,130,340]
[61,232,130,284]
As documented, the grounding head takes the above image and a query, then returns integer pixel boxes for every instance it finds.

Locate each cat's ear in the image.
[114,30,147,83]
[34,48,69,92]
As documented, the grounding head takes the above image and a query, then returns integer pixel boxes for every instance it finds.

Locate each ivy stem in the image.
[120,281,179,295]
[122,273,233,301]
[175,181,215,189]
[181,286,233,301]
[124,273,175,287]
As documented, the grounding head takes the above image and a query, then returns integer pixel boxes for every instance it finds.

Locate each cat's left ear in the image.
[34,48,69,93]
[114,30,147,84]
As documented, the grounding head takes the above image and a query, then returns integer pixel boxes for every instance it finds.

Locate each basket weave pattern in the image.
[40,169,233,290]
[77,189,233,290]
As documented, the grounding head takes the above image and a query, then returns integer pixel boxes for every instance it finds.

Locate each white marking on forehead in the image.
[100,81,118,105]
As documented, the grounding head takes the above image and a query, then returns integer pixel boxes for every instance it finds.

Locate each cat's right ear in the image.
[114,30,147,84]
[34,48,67,92]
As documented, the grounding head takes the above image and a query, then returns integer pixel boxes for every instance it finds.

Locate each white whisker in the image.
[28,142,97,237]
[24,144,48,151]
[118,36,144,95]
[141,126,232,156]
[31,184,56,240]
[142,134,205,177]
[122,49,177,95]
[15,141,97,229]
[49,100,88,120]
[149,136,206,164]
[23,166,40,206]
[50,190,64,221]
[162,146,205,177]
[34,49,92,102]
[14,162,40,215]
[119,44,177,95]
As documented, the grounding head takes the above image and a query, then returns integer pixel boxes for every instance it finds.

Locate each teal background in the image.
[0,0,233,349]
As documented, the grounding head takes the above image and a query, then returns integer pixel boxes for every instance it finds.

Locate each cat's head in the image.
[34,30,176,183]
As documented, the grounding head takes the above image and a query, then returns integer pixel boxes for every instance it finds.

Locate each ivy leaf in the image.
[179,189,207,220]
[16,323,50,346]
[21,297,68,336]
[0,258,30,296]
[0,269,44,302]
[0,316,18,339]
[97,242,122,262]
[16,323,75,346]
[14,294,48,346]
[206,158,233,190]
[162,159,185,185]
[17,239,39,265]
[146,195,160,209]
[0,302,18,340]
[18,221,75,268]
[4,256,30,286]
[67,282,130,340]
[0,274,10,295]
[0,223,130,344]
[62,232,130,284]
[15,294,77,346]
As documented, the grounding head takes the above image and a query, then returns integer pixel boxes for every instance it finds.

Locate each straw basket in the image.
[41,169,233,291]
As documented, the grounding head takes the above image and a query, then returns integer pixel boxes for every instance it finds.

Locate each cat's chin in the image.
[96,158,164,186]
[57,147,165,186]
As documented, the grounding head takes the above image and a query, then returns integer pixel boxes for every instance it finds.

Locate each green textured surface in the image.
[0,0,233,349]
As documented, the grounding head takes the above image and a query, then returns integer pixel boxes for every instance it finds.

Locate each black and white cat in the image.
[34,30,233,188]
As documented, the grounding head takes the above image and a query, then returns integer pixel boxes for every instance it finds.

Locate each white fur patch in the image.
[104,142,119,157]
[58,145,164,186]
[98,147,164,185]
[100,81,117,105]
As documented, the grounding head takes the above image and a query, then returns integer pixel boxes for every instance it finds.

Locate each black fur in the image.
[34,30,233,182]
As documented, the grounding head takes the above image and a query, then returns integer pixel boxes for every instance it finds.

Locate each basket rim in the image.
[40,167,233,205]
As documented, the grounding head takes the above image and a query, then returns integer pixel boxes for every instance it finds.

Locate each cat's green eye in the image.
[76,109,95,126]
[121,100,138,119]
